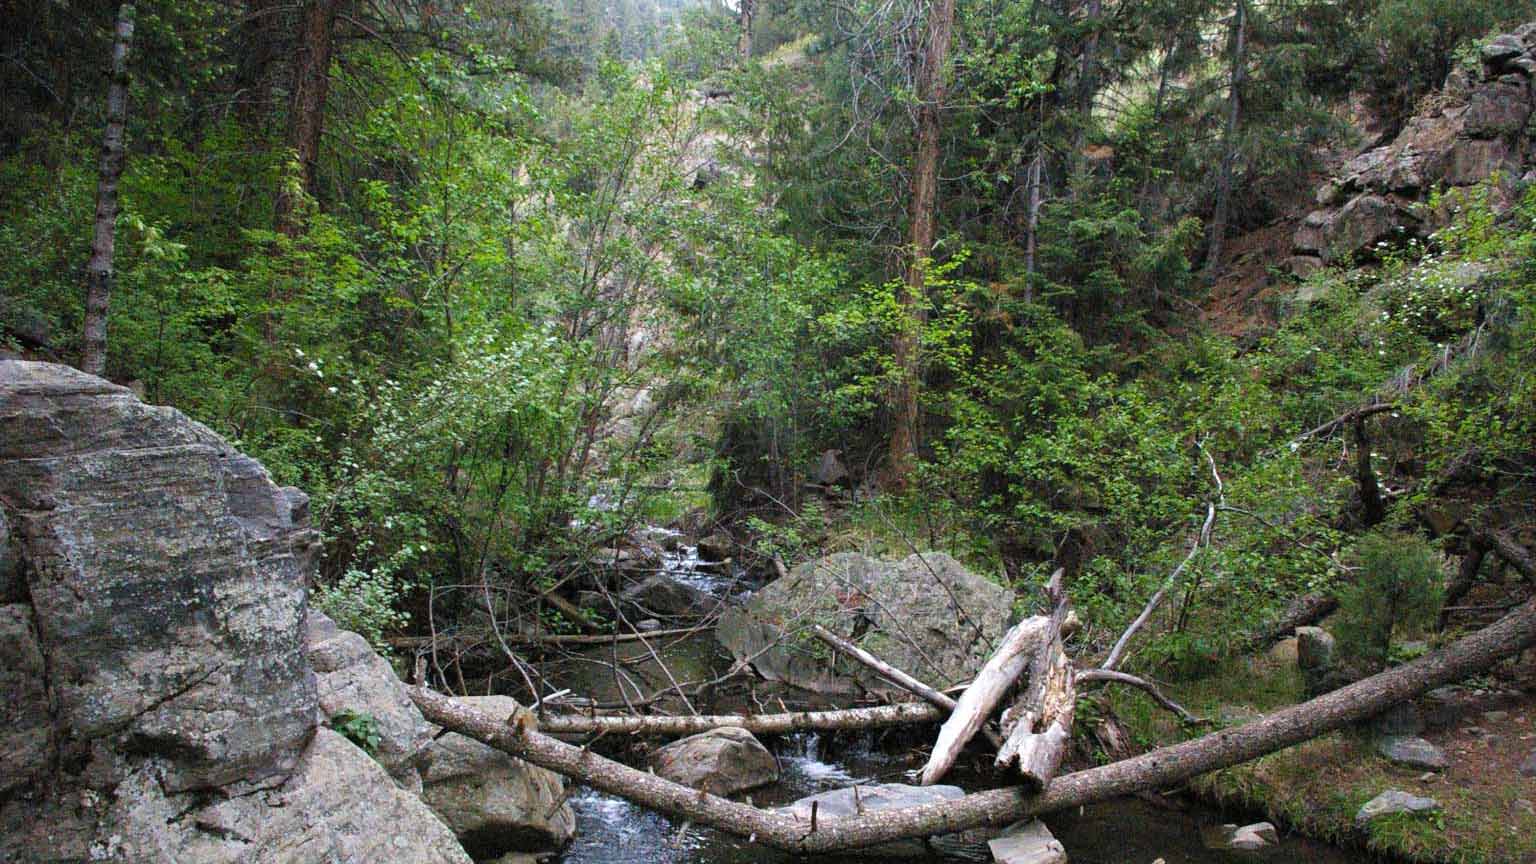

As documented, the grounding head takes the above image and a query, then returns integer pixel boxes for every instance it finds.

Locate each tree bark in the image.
[1202,0,1246,282]
[1489,530,1535,583]
[80,3,136,378]
[889,0,956,486]
[1353,416,1385,527]
[996,572,1074,786]
[409,590,1536,854]
[275,0,344,235]
[1236,593,1338,653]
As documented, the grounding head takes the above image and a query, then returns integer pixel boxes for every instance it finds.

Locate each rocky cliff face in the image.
[1290,25,1536,273]
[0,361,571,863]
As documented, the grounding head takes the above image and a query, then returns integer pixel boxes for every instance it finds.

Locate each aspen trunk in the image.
[80,3,135,378]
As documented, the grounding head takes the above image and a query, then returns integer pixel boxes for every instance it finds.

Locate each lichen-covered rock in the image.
[1356,790,1440,828]
[423,695,575,859]
[105,729,472,864]
[306,610,433,791]
[718,552,1013,695]
[648,727,778,796]
[0,360,316,792]
[1376,735,1449,771]
[0,604,50,798]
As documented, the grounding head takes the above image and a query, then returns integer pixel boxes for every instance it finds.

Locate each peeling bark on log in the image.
[410,592,1536,854]
[918,615,1050,785]
[534,701,946,736]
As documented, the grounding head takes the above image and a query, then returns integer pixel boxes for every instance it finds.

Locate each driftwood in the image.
[534,701,945,736]
[995,570,1074,787]
[917,615,1050,785]
[408,588,1536,854]
[390,626,704,650]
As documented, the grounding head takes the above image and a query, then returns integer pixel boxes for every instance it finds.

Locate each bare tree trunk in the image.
[889,0,956,486]
[1203,0,1247,283]
[1068,0,1104,174]
[275,0,343,235]
[80,3,136,379]
[1353,416,1385,527]
[409,589,1536,854]
[1440,538,1489,628]
[737,0,756,60]
[235,0,282,130]
[1023,151,1043,283]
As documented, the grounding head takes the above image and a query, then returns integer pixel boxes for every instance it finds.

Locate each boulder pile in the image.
[0,361,573,863]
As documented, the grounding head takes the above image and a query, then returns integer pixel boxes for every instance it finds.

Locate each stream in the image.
[552,535,1371,864]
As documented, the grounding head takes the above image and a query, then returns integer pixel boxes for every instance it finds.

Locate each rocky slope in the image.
[1290,25,1536,273]
[0,360,572,863]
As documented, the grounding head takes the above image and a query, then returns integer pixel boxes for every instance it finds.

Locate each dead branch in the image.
[1076,669,1202,725]
[811,624,955,710]
[1103,501,1215,672]
[534,701,946,736]
[408,588,1536,854]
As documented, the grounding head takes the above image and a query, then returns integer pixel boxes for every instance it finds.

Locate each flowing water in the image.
[551,535,1371,864]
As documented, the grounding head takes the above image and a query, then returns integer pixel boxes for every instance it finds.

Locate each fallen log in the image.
[534,701,946,736]
[410,591,1536,854]
[389,626,705,650]
[1489,529,1535,582]
[918,615,1051,785]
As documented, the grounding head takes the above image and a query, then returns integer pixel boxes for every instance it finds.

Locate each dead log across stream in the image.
[535,701,945,736]
[410,591,1536,855]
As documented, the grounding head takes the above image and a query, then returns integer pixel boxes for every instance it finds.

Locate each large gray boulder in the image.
[0,360,316,792]
[306,610,433,791]
[648,727,778,796]
[423,696,576,859]
[105,728,472,864]
[0,604,50,798]
[718,552,1013,695]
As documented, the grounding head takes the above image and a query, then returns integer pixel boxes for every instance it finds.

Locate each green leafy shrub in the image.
[1334,533,1443,672]
[329,709,383,754]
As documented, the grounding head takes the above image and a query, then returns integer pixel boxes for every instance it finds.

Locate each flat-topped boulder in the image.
[648,726,778,796]
[718,552,1013,695]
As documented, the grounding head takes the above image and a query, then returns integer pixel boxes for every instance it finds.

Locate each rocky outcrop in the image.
[423,695,576,860]
[647,727,779,796]
[0,360,316,792]
[1292,25,1536,270]
[717,552,1014,695]
[0,361,566,863]
[307,610,434,791]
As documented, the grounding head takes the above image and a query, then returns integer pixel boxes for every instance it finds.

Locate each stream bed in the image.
[552,537,1370,864]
